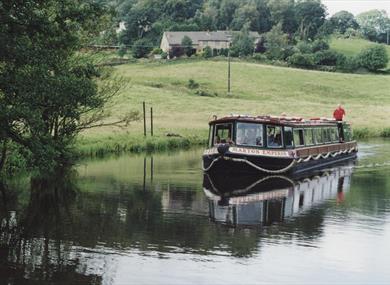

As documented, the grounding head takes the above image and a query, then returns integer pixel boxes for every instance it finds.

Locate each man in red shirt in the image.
[333,104,346,121]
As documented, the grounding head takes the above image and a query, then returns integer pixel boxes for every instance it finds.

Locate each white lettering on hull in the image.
[229,147,291,158]
[203,146,292,158]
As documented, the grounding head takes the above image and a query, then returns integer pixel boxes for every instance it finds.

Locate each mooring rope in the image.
[202,156,221,172]
[202,146,358,173]
[202,156,296,174]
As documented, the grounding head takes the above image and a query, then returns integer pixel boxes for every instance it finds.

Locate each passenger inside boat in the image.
[267,125,283,148]
[214,123,233,145]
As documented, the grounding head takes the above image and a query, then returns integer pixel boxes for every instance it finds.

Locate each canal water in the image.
[1,139,390,284]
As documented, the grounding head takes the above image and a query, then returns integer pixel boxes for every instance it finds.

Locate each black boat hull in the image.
[202,151,357,175]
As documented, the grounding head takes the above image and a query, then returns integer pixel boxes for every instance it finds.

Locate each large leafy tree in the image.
[0,0,136,173]
[230,26,255,57]
[330,10,359,34]
[181,36,194,57]
[295,0,327,40]
[264,23,290,60]
[268,0,297,34]
[357,45,389,71]
[356,10,390,43]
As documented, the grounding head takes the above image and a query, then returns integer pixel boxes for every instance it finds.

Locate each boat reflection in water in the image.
[203,166,353,226]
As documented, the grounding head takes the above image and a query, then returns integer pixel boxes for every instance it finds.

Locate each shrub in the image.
[151,48,163,55]
[230,28,255,57]
[195,89,218,97]
[161,52,168,59]
[344,28,363,39]
[357,45,389,71]
[265,24,290,60]
[117,44,127,58]
[203,46,213,58]
[181,35,194,57]
[132,39,153,58]
[296,41,313,54]
[337,56,360,72]
[253,53,267,62]
[381,128,390,137]
[314,50,344,66]
[169,46,184,58]
[311,39,329,52]
[188,79,199,89]
[287,53,315,67]
[219,48,229,57]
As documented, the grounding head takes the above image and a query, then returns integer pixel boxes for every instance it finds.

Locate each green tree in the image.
[330,10,359,34]
[132,38,154,58]
[0,0,137,174]
[356,10,390,43]
[230,27,255,57]
[181,36,194,57]
[264,24,290,60]
[203,46,213,58]
[268,0,297,34]
[218,0,240,29]
[118,44,128,58]
[357,45,389,71]
[295,0,326,40]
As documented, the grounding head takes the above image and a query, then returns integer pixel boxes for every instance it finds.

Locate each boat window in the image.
[330,127,339,142]
[214,123,233,145]
[267,125,283,148]
[322,128,331,143]
[284,127,293,148]
[236,123,263,146]
[293,129,304,147]
[314,128,323,144]
[208,125,214,147]
[304,128,315,145]
[344,124,352,142]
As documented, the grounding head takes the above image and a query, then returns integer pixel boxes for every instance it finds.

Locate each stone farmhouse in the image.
[160,31,260,55]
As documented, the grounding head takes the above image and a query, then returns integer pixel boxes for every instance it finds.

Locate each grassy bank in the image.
[78,59,390,155]
[330,37,390,68]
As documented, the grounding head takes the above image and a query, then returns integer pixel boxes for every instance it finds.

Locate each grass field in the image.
[77,59,390,155]
[330,37,390,68]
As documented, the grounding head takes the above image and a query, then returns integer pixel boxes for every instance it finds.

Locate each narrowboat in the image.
[202,114,358,174]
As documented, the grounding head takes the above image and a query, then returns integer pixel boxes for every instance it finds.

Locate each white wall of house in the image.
[160,33,171,52]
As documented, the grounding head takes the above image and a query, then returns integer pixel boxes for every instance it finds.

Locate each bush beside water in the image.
[76,135,207,157]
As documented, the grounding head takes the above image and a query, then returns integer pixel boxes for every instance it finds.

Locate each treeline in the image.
[0,0,137,176]
[98,0,390,46]
[95,0,389,72]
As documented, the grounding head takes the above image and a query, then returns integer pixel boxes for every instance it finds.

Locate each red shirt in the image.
[333,107,345,121]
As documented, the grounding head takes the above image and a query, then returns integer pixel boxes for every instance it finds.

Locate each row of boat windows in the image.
[210,122,352,148]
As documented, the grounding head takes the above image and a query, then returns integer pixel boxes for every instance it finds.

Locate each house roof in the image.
[163,31,260,46]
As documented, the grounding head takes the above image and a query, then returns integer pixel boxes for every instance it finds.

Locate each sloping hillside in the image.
[78,60,390,153]
[330,37,390,68]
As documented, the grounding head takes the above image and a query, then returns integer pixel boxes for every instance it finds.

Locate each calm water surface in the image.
[1,139,390,284]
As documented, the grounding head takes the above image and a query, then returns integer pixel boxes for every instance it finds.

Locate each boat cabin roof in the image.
[209,114,344,128]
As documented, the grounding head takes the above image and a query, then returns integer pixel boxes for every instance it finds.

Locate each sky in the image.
[322,0,390,16]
